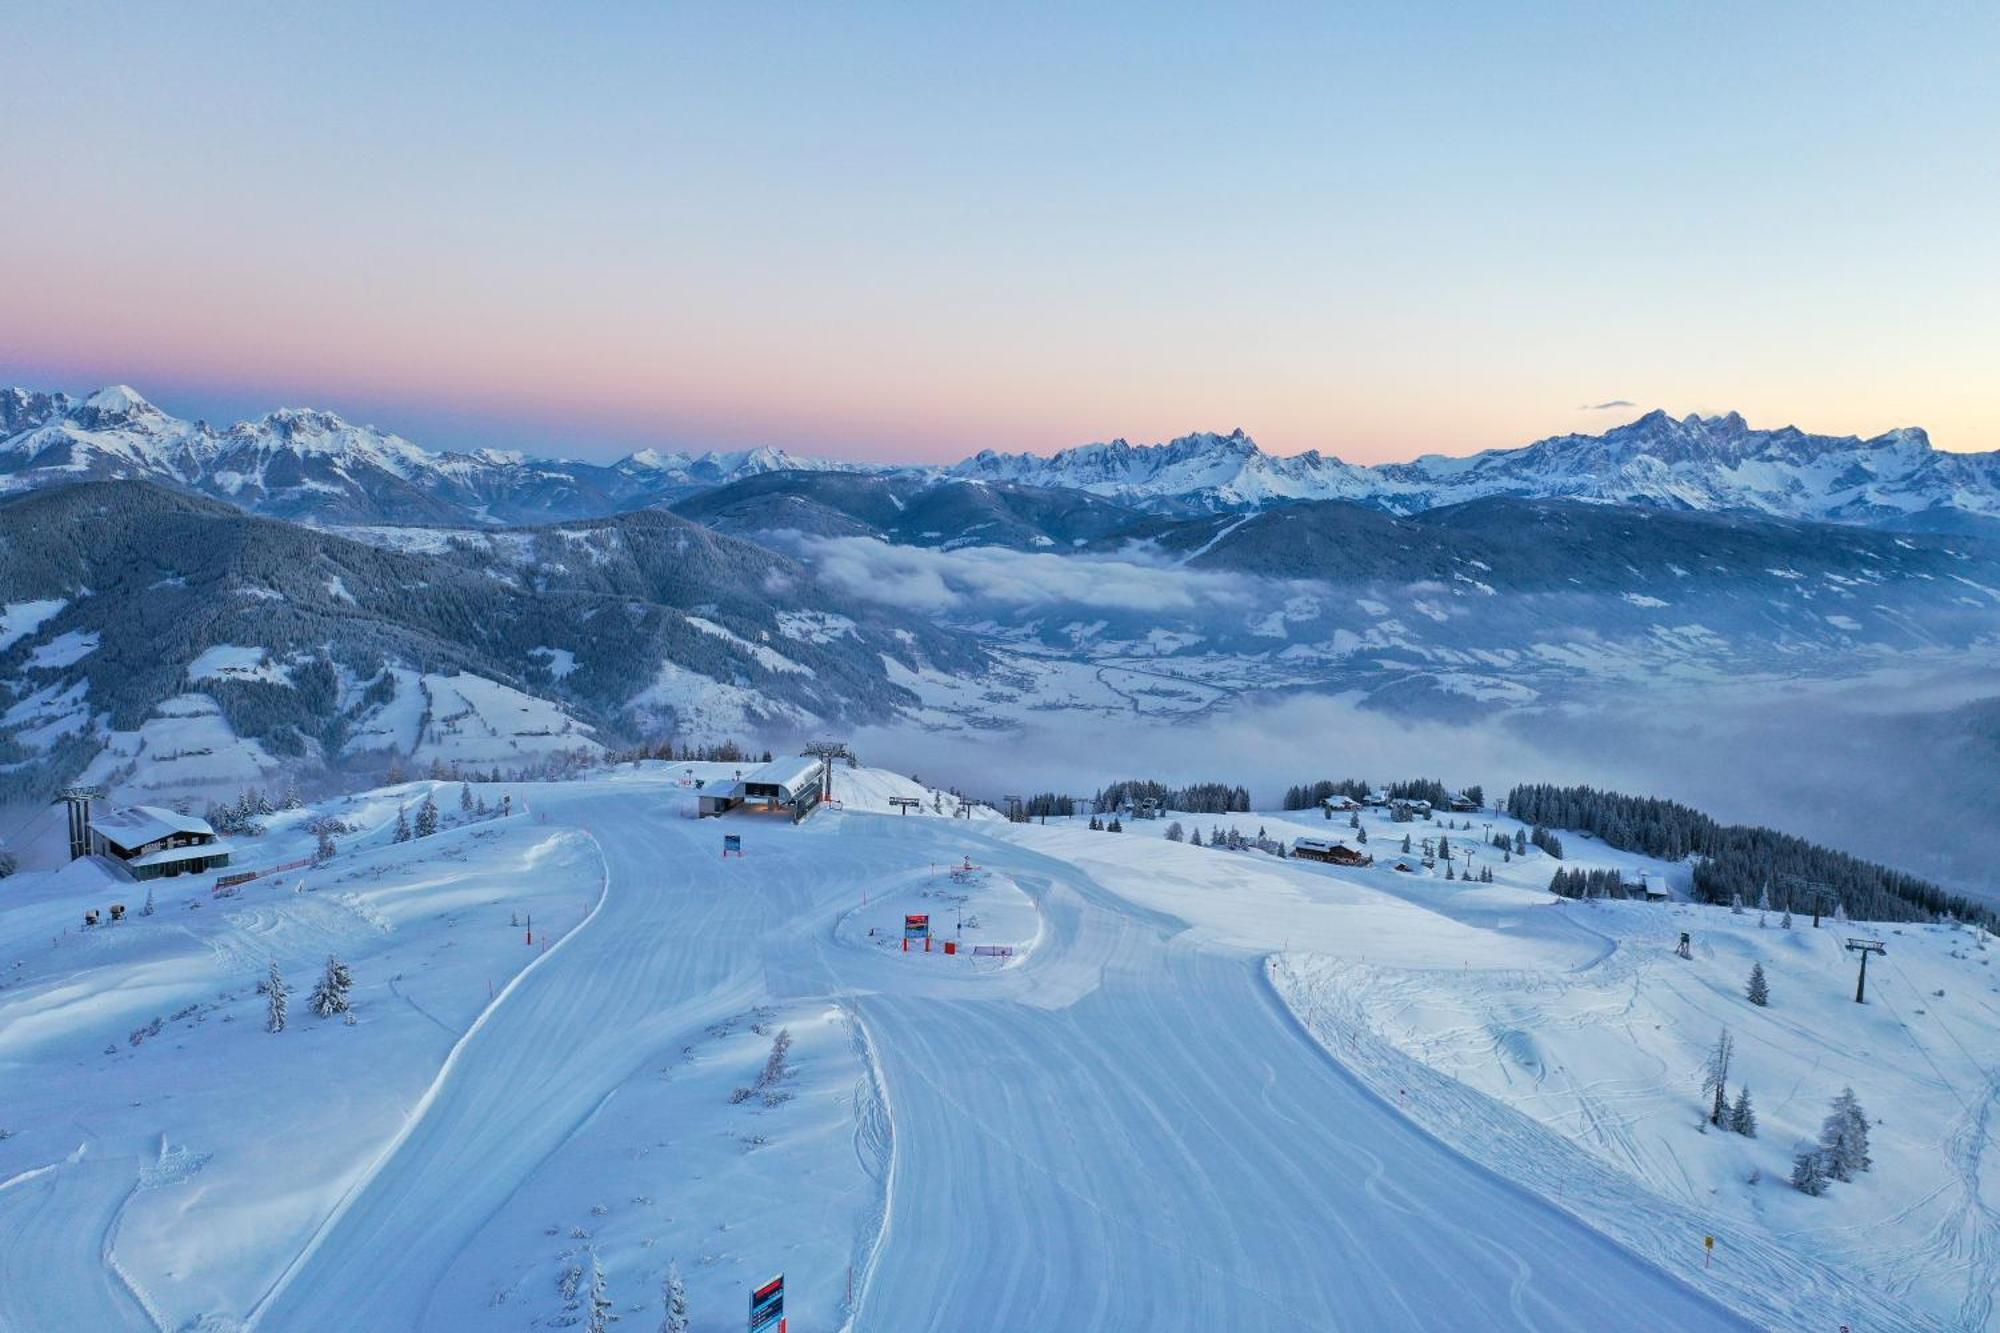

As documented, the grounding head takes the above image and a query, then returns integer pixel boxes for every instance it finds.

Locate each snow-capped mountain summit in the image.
[0,386,863,525]
[953,411,2000,531]
[954,428,1379,511]
[6,385,1998,533]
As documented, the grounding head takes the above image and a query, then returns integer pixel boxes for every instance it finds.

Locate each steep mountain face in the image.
[0,481,984,800]
[0,387,860,525]
[953,413,2000,533]
[671,470,1147,550]
[952,429,1381,513]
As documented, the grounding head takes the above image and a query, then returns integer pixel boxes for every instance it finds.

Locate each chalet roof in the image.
[126,840,233,869]
[737,755,823,797]
[91,805,215,850]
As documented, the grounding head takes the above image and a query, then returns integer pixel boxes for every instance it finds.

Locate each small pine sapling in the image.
[1747,962,1769,1007]
[1729,1086,1757,1138]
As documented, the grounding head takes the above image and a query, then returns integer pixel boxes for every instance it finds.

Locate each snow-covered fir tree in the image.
[1747,962,1769,1006]
[1729,1086,1757,1137]
[265,960,289,1033]
[459,782,473,815]
[314,828,336,865]
[1820,1087,1872,1180]
[1164,821,1184,842]
[393,805,412,843]
[1780,907,1793,929]
[1188,828,1203,847]
[415,794,441,838]
[660,1260,689,1333]
[1791,1143,1829,1195]
[1731,891,1746,915]
[141,888,154,917]
[585,1250,612,1333]
[309,956,353,1017]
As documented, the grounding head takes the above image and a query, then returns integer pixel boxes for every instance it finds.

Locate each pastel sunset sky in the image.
[2,4,1994,463]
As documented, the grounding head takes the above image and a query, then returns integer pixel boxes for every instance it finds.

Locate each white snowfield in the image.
[0,766,1979,1330]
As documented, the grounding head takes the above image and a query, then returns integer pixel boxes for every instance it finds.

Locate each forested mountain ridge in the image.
[0,481,984,799]
[1506,783,1995,929]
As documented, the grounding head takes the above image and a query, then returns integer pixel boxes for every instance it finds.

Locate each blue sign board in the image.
[904,913,930,941]
[723,834,742,856]
[749,1273,784,1333]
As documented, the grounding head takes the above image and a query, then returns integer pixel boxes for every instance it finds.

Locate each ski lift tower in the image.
[1844,938,1886,1004]
[800,741,854,805]
[55,785,107,861]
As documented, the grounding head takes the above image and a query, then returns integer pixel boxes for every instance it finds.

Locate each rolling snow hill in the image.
[2,763,1987,1329]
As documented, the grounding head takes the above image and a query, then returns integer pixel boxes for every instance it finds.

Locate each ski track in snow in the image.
[230,787,1752,1331]
[21,775,1964,1330]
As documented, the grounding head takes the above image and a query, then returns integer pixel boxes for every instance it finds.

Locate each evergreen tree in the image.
[265,960,288,1033]
[1729,1086,1757,1138]
[314,828,336,865]
[141,887,155,917]
[1701,1028,1734,1126]
[1107,816,1123,832]
[1444,864,1456,880]
[393,805,412,843]
[1355,826,1367,844]
[1781,907,1793,929]
[1513,829,1528,856]
[1401,834,1413,854]
[280,781,303,810]
[1747,962,1769,1006]
[459,783,474,815]
[1791,1144,1829,1195]
[1165,821,1184,842]
[309,955,352,1017]
[415,795,441,838]
[1188,828,1203,847]
[660,1260,689,1333]
[1731,891,1746,915]
[585,1250,612,1333]
[1820,1088,1872,1180]
[1757,883,1772,912]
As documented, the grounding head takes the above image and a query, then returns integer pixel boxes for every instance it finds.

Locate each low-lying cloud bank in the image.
[794,535,1277,615]
[858,668,2000,908]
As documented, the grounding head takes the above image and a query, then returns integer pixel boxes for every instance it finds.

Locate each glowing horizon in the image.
[3,7,1994,466]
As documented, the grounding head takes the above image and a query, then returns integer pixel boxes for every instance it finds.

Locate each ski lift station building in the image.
[697,755,826,820]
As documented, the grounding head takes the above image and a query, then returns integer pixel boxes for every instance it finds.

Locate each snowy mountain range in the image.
[0,386,858,526]
[954,413,2000,533]
[6,385,1999,535]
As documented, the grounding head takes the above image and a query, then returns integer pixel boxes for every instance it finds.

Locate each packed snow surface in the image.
[2,766,1987,1330]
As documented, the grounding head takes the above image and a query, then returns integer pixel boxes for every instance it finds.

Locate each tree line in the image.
[1507,782,1995,929]
[1092,779,1251,815]
[1281,778,1483,811]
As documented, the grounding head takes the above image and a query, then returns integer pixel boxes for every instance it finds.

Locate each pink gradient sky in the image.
[2,7,1994,465]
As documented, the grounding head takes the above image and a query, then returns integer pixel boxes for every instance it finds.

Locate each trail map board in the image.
[749,1274,784,1332]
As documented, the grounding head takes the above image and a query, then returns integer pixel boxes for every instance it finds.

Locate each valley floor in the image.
[0,767,1990,1330]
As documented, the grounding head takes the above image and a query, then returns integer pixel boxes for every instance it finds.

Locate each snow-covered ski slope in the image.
[1,764,1979,1329]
